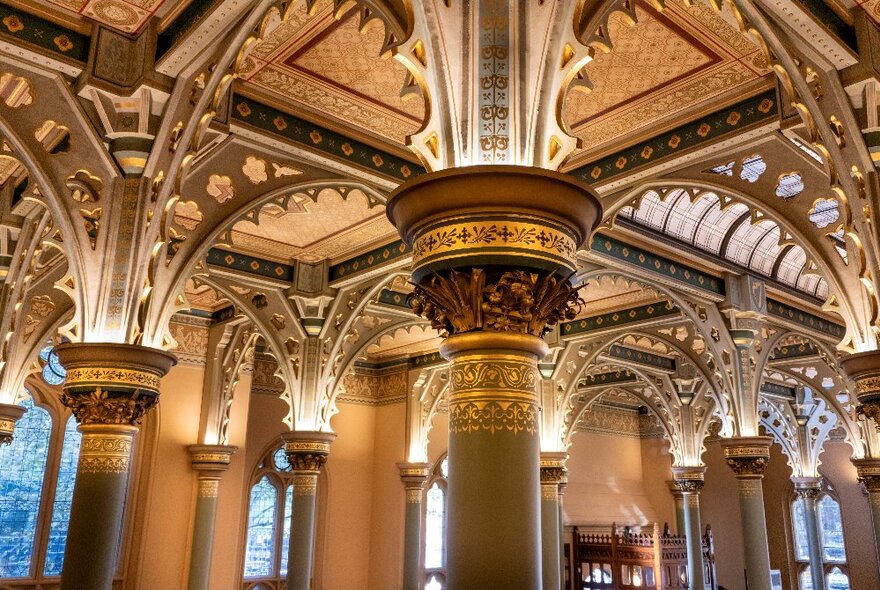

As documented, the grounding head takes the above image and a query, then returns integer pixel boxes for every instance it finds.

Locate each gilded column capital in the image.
[720,436,772,478]
[0,403,26,446]
[398,462,432,503]
[188,444,237,475]
[55,343,177,425]
[852,458,880,492]
[667,480,684,496]
[282,431,336,473]
[793,477,822,499]
[540,452,568,485]
[672,466,706,493]
[839,351,880,431]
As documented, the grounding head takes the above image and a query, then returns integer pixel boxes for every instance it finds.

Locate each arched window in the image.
[0,383,100,583]
[242,443,299,589]
[423,456,447,590]
[0,395,51,577]
[44,416,81,576]
[791,487,850,590]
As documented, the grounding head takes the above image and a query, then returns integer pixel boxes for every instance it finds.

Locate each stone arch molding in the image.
[149,177,386,351]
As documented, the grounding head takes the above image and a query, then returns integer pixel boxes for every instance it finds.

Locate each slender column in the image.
[541,453,567,590]
[673,467,707,590]
[793,478,826,590]
[852,459,880,566]
[283,431,335,590]
[667,480,686,535]
[0,403,26,445]
[56,343,176,590]
[720,436,773,590]
[398,462,432,590]
[186,445,237,590]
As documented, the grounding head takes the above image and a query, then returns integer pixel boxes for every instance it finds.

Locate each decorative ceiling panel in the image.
[239,0,424,148]
[566,1,770,163]
[229,188,397,262]
[37,0,170,33]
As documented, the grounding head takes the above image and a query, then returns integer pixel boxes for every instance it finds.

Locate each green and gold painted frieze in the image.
[578,370,638,389]
[607,344,676,371]
[571,90,777,184]
[766,299,845,339]
[207,247,294,282]
[0,3,89,63]
[561,301,679,337]
[231,95,425,182]
[329,240,410,282]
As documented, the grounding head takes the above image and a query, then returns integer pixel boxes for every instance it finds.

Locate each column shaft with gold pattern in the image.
[55,342,176,590]
[720,436,773,590]
[398,462,431,590]
[283,431,335,590]
[186,445,237,590]
[852,459,880,566]
[387,166,601,589]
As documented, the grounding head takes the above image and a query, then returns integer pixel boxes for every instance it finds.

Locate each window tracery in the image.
[242,442,298,589]
[791,487,850,590]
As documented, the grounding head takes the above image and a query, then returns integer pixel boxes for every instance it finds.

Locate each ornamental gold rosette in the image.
[839,351,880,430]
[55,343,177,425]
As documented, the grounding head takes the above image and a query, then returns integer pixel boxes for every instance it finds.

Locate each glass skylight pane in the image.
[694,203,748,254]
[777,247,806,287]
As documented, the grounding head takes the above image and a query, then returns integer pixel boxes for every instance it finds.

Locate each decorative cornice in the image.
[329,241,410,283]
[188,444,237,474]
[578,370,638,389]
[0,4,89,64]
[562,302,679,337]
[569,90,777,183]
[231,95,424,183]
[766,299,846,339]
[607,344,676,371]
[206,248,294,282]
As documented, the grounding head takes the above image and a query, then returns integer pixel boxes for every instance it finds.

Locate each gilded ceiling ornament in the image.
[242,156,268,184]
[0,73,32,108]
[206,174,235,203]
[66,169,103,202]
[173,200,204,231]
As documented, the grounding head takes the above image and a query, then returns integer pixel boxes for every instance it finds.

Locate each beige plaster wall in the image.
[564,431,669,527]
[701,439,880,590]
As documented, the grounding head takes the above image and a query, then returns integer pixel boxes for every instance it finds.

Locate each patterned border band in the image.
[411,215,578,272]
[284,440,331,454]
[65,367,162,394]
[79,432,134,473]
[723,445,771,459]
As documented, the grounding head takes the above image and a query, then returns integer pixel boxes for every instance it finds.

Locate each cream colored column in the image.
[793,478,826,590]
[720,437,773,590]
[673,467,707,590]
[398,463,432,590]
[667,480,686,535]
[186,445,237,590]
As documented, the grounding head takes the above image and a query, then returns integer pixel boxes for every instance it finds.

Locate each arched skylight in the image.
[618,189,828,300]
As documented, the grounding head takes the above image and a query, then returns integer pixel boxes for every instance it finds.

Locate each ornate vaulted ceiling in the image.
[238,0,424,150]
[565,1,771,163]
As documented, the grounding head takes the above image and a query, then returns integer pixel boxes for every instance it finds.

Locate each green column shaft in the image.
[403,494,424,590]
[541,484,562,590]
[187,478,221,590]
[674,492,686,536]
[682,492,706,590]
[869,490,880,566]
[446,344,542,590]
[735,477,772,590]
[800,493,826,590]
[286,472,319,590]
[60,424,137,590]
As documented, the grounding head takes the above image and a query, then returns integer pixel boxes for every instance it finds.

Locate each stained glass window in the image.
[39,347,66,386]
[243,477,277,578]
[44,416,81,576]
[818,496,845,562]
[826,567,849,590]
[280,485,293,577]
[0,396,51,577]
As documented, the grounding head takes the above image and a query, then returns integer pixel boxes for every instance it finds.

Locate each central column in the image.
[793,478,826,590]
[283,431,335,590]
[672,467,707,590]
[541,453,567,590]
[720,436,773,590]
[398,462,432,590]
[55,343,177,590]
[851,458,880,565]
[387,167,601,589]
